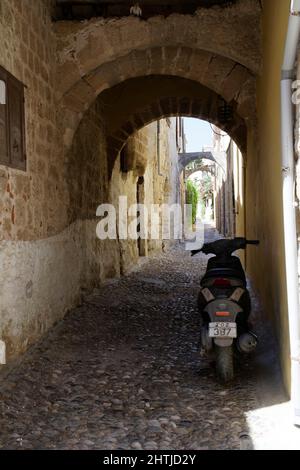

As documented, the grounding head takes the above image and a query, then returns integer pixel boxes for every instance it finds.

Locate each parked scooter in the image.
[191,238,259,383]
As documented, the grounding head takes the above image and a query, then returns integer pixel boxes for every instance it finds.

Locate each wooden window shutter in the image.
[8,78,26,169]
[0,65,26,170]
[0,69,9,166]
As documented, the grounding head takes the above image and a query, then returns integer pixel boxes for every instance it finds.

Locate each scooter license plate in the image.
[209,322,237,338]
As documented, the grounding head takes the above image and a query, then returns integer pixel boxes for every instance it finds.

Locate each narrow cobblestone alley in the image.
[3,0,300,454]
[0,228,295,451]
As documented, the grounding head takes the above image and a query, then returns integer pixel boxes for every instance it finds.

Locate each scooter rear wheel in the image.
[215,345,234,383]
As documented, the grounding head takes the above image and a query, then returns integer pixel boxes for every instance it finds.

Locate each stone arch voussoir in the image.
[55,0,261,98]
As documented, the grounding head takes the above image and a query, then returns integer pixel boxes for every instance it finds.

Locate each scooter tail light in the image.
[215,311,231,317]
[213,278,231,287]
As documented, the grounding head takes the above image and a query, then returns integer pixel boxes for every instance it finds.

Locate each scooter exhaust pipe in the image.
[237,332,258,354]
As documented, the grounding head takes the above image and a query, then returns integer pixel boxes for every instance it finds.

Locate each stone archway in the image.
[53,2,259,314]
[95,75,247,175]
[179,151,227,177]
[55,2,261,151]
[55,1,261,97]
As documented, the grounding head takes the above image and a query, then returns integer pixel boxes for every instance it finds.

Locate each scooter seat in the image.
[201,267,246,283]
[201,256,246,285]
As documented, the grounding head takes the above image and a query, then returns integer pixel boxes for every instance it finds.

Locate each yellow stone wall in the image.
[246,0,290,390]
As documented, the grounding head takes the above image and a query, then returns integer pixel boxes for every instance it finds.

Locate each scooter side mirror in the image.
[246,240,260,245]
[191,249,202,257]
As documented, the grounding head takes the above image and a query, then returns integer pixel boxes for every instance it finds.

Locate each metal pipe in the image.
[281,0,300,426]
[157,120,163,176]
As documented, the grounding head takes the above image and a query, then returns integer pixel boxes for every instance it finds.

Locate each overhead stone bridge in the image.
[184,161,216,179]
[178,151,227,177]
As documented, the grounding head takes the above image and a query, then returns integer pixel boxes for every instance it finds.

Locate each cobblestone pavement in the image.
[0,231,297,450]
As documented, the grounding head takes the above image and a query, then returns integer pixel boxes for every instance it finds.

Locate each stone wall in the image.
[110,119,181,272]
[0,0,68,363]
[0,54,180,363]
[295,49,300,278]
[246,1,290,390]
[214,134,245,264]
[0,0,68,241]
[214,131,234,238]
[0,1,181,366]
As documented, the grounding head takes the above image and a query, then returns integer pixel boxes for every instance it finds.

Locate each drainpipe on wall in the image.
[157,120,164,176]
[281,0,300,426]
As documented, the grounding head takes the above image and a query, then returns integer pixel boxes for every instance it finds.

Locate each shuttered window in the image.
[0,66,26,170]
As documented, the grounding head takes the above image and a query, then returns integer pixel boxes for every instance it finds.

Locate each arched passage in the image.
[77,75,248,177]
[181,153,226,178]
[55,7,258,339]
[0,0,265,381]
[56,5,260,155]
[64,67,250,255]
[2,0,296,446]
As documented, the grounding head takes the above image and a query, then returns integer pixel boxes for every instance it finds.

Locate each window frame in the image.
[0,65,26,171]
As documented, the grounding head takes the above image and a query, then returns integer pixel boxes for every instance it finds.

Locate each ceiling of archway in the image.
[53,0,240,20]
[96,75,247,174]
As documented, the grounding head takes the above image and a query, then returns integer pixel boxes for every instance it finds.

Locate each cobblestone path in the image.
[0,234,291,450]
